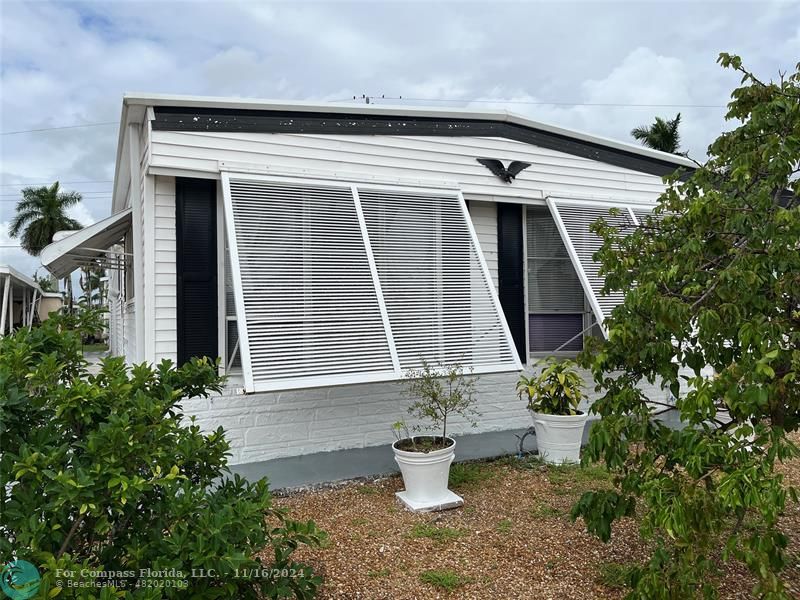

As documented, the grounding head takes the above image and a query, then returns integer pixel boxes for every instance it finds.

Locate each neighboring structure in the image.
[40,95,694,465]
[0,265,62,335]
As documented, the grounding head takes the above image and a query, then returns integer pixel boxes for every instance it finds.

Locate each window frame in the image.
[522,203,586,361]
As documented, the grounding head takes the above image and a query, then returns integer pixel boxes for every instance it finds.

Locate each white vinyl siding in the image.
[149,131,668,204]
[468,201,498,288]
[223,173,519,392]
[153,176,177,363]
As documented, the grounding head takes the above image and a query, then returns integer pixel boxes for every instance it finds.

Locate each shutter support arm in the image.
[352,185,402,377]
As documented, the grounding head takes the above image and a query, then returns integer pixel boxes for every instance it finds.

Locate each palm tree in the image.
[80,267,105,308]
[9,181,82,255]
[630,113,683,154]
[9,181,83,307]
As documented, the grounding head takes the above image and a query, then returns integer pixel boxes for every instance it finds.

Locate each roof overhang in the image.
[40,209,132,279]
[119,92,696,170]
[109,93,697,214]
[0,265,40,292]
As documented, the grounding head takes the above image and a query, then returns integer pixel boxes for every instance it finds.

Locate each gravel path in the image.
[271,442,800,599]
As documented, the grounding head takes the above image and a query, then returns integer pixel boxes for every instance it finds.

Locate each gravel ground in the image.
[270,440,800,599]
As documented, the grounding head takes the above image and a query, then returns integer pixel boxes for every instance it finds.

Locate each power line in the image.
[1,122,117,135]
[0,192,112,196]
[1,202,109,206]
[332,96,727,109]
[1,190,111,194]
[0,180,113,187]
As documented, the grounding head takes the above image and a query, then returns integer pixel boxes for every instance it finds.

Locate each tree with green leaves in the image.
[9,181,83,307]
[0,309,327,598]
[33,271,56,293]
[80,267,105,307]
[8,181,83,256]
[572,55,800,598]
[630,112,683,154]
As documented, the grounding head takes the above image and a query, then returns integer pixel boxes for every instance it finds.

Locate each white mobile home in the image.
[40,95,692,465]
[0,265,62,335]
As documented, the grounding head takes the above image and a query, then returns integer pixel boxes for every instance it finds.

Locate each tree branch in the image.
[57,514,85,559]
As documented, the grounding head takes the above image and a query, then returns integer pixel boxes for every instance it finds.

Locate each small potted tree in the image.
[392,361,479,512]
[517,359,587,464]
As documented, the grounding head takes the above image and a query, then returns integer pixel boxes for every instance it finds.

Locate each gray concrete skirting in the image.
[229,419,604,491]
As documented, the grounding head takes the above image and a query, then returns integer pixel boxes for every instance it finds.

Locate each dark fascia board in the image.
[152,106,692,178]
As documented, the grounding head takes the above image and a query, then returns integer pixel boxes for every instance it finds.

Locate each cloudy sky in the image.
[1,0,798,281]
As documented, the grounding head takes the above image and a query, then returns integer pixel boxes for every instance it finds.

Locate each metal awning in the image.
[40,209,132,279]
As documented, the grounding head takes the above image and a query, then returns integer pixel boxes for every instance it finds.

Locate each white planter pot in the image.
[530,410,588,464]
[392,437,463,512]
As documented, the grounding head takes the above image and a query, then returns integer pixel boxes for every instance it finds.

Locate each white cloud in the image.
[0,221,42,281]
[1,0,797,281]
[68,203,97,228]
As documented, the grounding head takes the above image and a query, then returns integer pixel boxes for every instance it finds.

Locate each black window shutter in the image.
[176,177,218,365]
[497,203,526,361]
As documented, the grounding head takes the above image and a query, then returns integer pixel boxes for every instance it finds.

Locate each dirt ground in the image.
[270,445,800,599]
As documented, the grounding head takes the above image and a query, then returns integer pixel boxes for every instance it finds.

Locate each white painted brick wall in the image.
[183,367,670,466]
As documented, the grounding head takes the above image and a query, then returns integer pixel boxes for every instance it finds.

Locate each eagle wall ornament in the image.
[476,158,532,183]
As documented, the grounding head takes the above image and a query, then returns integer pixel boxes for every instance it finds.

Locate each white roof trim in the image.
[121,92,695,170]
[0,265,40,291]
[40,209,132,279]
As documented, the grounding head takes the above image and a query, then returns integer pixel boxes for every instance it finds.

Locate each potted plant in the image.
[391,361,479,512]
[517,359,587,464]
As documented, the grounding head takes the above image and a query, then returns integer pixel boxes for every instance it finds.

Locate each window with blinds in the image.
[525,206,585,353]
[223,173,520,392]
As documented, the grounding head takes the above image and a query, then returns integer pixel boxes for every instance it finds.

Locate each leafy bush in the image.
[517,359,586,415]
[0,310,326,598]
[571,55,800,598]
[394,361,479,451]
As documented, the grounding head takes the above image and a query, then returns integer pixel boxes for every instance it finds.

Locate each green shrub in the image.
[400,360,480,444]
[517,358,585,415]
[0,310,326,598]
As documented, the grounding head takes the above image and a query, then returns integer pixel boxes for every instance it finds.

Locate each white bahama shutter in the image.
[546,198,645,336]
[358,186,518,372]
[223,173,520,392]
[223,176,397,391]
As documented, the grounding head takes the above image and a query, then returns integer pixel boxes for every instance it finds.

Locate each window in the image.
[222,174,519,392]
[546,199,639,330]
[525,206,586,353]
